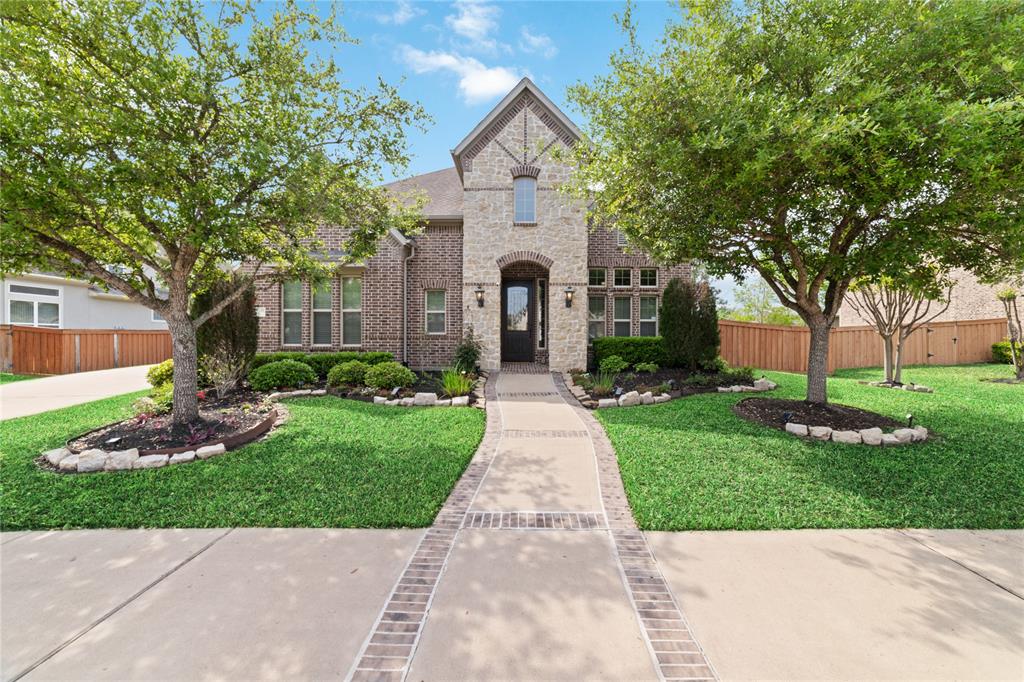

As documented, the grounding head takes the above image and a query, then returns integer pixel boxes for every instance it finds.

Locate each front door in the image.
[501,280,534,362]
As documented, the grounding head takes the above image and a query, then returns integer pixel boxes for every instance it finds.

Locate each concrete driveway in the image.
[0,365,152,421]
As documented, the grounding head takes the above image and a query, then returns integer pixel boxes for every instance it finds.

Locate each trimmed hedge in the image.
[992,340,1016,364]
[248,359,317,391]
[250,351,393,379]
[592,337,666,368]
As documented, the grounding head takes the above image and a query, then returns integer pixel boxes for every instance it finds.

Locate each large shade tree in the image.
[565,0,1023,403]
[0,0,425,422]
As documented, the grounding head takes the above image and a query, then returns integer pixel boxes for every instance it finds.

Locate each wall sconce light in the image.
[475,287,485,307]
[564,286,575,308]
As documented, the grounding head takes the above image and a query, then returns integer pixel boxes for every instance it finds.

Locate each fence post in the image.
[74,334,81,372]
[113,333,120,368]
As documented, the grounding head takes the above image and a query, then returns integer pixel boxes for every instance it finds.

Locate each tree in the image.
[660,278,720,370]
[846,274,952,384]
[194,273,258,396]
[0,0,426,423]
[725,278,800,326]
[997,289,1024,380]
[565,0,1023,403]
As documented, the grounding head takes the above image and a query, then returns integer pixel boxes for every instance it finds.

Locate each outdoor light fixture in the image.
[475,287,485,307]
[906,413,914,428]
[564,286,575,308]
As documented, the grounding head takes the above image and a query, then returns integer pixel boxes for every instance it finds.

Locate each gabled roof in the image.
[450,77,582,180]
[383,166,463,220]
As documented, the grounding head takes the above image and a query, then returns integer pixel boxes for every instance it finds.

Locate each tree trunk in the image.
[805,320,831,404]
[882,333,896,383]
[166,314,199,424]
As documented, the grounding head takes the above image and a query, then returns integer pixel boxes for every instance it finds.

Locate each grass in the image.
[596,364,1023,530]
[0,393,485,530]
[0,372,40,384]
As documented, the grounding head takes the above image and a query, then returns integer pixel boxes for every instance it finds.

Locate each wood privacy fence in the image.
[718,318,1008,374]
[0,325,172,375]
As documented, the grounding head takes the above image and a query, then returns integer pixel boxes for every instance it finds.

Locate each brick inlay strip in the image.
[464,511,606,530]
[497,391,558,397]
[552,374,719,681]
[501,429,588,438]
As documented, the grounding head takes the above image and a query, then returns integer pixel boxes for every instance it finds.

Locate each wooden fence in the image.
[718,318,1008,374]
[0,325,172,375]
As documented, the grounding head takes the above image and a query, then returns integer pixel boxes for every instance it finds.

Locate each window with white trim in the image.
[588,268,606,287]
[616,230,628,247]
[614,268,631,287]
[588,296,605,342]
[152,309,165,322]
[312,282,332,345]
[640,269,658,287]
[425,290,446,334]
[614,297,631,337]
[640,296,658,336]
[7,283,62,328]
[341,277,362,346]
[514,176,536,223]
[281,281,302,345]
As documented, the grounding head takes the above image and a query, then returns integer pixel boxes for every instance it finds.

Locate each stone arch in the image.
[496,250,553,271]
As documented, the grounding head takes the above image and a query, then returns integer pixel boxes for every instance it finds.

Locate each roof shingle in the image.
[384,167,463,219]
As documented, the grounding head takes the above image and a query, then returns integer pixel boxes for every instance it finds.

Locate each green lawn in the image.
[0,372,40,384]
[597,364,1022,530]
[0,394,485,530]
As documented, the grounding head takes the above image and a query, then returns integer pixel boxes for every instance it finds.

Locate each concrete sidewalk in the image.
[0,365,152,421]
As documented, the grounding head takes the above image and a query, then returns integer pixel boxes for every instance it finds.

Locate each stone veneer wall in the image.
[460,94,589,370]
[587,226,693,337]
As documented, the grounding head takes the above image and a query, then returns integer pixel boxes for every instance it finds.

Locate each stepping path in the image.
[347,370,717,682]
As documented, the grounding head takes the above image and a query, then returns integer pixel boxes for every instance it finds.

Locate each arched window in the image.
[514,176,536,223]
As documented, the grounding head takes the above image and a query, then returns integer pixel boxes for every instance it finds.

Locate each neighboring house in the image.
[1,272,167,330]
[251,78,691,370]
[837,268,1016,327]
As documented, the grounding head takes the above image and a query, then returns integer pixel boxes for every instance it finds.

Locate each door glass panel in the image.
[505,286,528,331]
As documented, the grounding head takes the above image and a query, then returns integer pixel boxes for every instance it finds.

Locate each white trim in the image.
[6,281,63,328]
[424,289,446,335]
[640,295,659,337]
[613,268,632,288]
[613,296,632,337]
[341,276,362,348]
[281,280,303,346]
[151,309,166,323]
[588,295,606,343]
[639,269,658,288]
[311,282,333,347]
[513,176,537,223]
[588,268,607,287]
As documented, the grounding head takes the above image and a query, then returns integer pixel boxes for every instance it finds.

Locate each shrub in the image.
[149,382,174,412]
[146,359,174,387]
[250,351,393,379]
[592,337,666,368]
[635,361,658,373]
[992,340,1014,364]
[327,360,370,387]
[722,365,755,384]
[131,396,162,417]
[599,355,629,374]
[439,367,475,397]
[453,326,485,371]
[661,278,720,369]
[365,361,416,390]
[590,371,616,396]
[248,359,316,391]
[194,274,258,395]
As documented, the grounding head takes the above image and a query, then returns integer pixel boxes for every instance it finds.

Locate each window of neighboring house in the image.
[425,290,446,334]
[514,176,536,223]
[341,277,362,346]
[282,280,302,345]
[7,283,62,328]
[312,282,332,345]
[151,309,165,322]
[614,268,632,287]
[616,230,628,247]
[640,296,658,336]
[614,297,631,337]
[640,269,658,288]
[588,268,606,287]
[588,296,606,342]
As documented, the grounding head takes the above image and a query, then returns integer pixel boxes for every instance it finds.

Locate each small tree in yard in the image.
[726,278,800,326]
[0,0,425,423]
[846,274,952,385]
[194,274,258,396]
[565,0,1022,403]
[661,278,720,370]
[997,289,1024,380]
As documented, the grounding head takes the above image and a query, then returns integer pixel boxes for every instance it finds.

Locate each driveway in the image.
[0,365,152,421]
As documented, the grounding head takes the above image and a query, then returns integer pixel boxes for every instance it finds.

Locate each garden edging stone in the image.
[782,423,929,447]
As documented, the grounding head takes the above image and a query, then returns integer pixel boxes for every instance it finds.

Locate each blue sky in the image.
[275,0,681,182]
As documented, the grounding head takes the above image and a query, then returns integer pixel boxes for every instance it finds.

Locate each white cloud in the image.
[518,27,557,59]
[444,1,504,53]
[376,0,425,25]
[399,46,524,105]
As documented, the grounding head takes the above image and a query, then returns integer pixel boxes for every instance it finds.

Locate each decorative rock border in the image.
[42,408,280,475]
[784,422,929,446]
[564,372,778,409]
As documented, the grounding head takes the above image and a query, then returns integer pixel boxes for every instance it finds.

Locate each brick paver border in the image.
[464,511,606,530]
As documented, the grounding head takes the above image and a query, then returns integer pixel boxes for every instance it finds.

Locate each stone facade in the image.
[251,78,692,371]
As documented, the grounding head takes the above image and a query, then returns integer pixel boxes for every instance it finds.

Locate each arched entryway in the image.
[497,254,551,364]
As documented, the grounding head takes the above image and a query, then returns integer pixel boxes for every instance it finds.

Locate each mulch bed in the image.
[581,368,755,398]
[69,390,274,452]
[327,370,478,404]
[733,397,904,432]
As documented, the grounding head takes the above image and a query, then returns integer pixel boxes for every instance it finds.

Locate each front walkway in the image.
[2,370,1021,680]
[0,365,152,421]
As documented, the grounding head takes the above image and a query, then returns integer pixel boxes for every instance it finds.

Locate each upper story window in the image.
[614,268,632,287]
[7,283,62,328]
[640,269,658,287]
[616,230,628,247]
[588,268,606,287]
[514,176,536,223]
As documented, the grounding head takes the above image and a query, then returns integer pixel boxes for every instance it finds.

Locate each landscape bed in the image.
[596,364,1023,530]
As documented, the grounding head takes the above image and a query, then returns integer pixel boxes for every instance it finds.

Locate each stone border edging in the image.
[43,408,282,474]
[864,381,935,393]
[563,372,778,409]
[784,421,929,446]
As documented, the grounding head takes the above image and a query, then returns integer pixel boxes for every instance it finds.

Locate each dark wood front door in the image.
[501,280,534,362]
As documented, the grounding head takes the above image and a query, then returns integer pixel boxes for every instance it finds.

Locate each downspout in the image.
[403,241,416,365]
